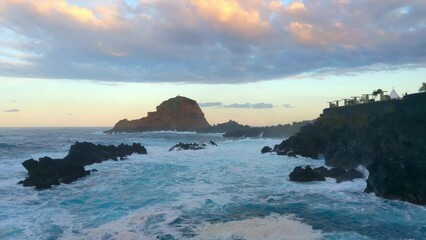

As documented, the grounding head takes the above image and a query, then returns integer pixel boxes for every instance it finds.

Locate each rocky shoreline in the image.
[269,92,426,205]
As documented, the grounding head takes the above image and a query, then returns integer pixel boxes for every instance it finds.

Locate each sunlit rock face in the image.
[107,96,211,133]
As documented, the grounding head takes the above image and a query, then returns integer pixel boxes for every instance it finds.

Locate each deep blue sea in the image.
[0,128,425,240]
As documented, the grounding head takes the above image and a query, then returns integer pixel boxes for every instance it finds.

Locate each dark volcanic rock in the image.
[106,96,210,133]
[365,135,426,205]
[275,92,426,204]
[64,142,147,166]
[291,165,363,184]
[336,169,364,183]
[289,166,326,182]
[169,141,218,151]
[19,157,89,189]
[19,142,147,189]
[274,123,326,160]
[261,146,273,154]
[313,166,348,179]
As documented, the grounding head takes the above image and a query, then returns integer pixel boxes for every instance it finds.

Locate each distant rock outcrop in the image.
[274,93,426,205]
[198,120,311,139]
[197,120,246,133]
[107,96,210,133]
[223,121,312,138]
[19,142,147,189]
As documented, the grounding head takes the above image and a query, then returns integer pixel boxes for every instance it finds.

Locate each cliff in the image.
[107,96,210,133]
[274,93,426,205]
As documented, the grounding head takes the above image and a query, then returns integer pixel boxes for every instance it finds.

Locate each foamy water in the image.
[0,128,425,239]
[196,214,322,240]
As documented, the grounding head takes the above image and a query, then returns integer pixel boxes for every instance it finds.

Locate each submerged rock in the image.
[19,142,147,189]
[289,166,326,182]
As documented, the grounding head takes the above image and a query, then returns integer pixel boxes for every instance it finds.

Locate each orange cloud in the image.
[289,22,314,44]
[4,0,121,29]
[189,0,270,38]
[289,21,357,48]
[287,2,306,12]
[268,1,283,11]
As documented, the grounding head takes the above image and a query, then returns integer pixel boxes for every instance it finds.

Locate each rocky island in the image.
[272,92,426,205]
[106,95,310,138]
[106,96,210,133]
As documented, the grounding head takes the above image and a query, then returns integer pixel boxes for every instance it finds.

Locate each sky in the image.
[0,0,425,127]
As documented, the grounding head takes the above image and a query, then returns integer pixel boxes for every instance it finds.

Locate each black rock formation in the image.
[19,157,90,189]
[169,141,218,151]
[275,93,426,205]
[336,169,364,183]
[290,165,364,183]
[19,142,147,189]
[64,142,147,166]
[313,166,347,179]
[289,166,326,182]
[261,146,273,154]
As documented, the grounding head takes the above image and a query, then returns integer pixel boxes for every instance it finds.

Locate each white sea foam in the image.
[195,214,323,240]
[63,207,183,240]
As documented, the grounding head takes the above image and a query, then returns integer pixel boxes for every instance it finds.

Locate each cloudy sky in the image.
[0,0,425,127]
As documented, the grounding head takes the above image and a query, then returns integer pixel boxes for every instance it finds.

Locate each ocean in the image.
[0,128,425,240]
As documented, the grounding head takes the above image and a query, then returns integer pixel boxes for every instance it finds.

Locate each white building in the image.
[389,88,400,99]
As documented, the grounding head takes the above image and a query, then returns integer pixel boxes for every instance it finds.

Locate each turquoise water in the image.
[0,128,425,239]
